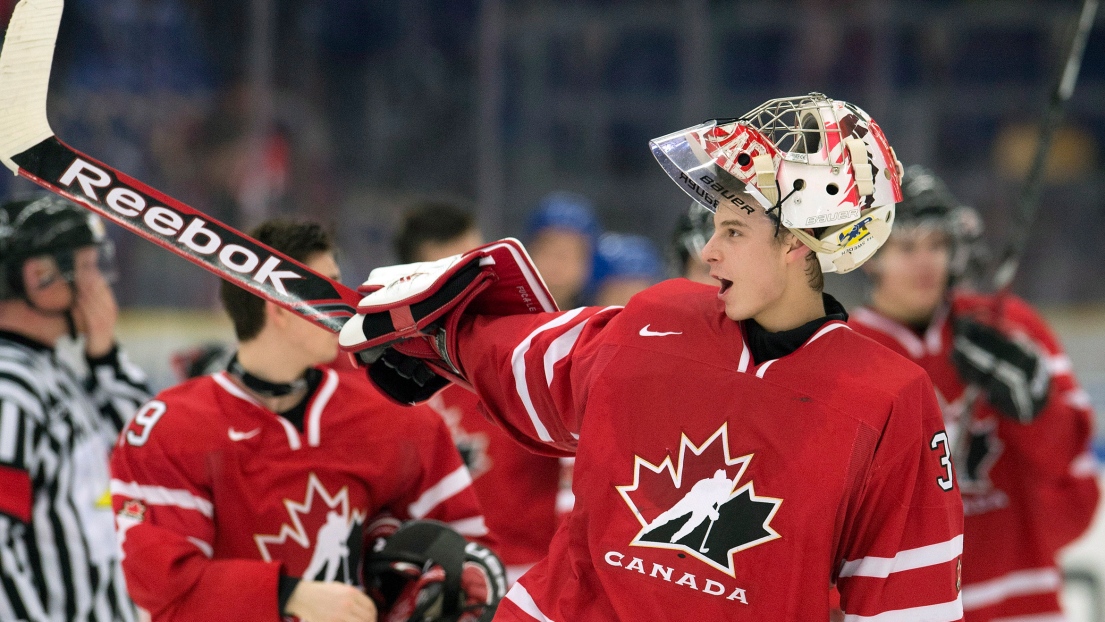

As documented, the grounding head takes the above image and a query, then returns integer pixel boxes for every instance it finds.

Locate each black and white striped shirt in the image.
[0,330,149,622]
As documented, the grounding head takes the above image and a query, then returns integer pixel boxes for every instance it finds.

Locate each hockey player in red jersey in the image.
[849,166,1100,622]
[394,201,571,583]
[110,219,489,622]
[339,94,966,621]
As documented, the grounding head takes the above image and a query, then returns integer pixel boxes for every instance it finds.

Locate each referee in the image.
[0,196,149,621]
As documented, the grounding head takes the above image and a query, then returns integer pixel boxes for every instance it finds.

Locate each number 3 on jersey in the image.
[930,431,955,491]
[125,401,167,446]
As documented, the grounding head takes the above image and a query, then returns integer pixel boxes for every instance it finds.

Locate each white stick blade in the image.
[0,0,62,173]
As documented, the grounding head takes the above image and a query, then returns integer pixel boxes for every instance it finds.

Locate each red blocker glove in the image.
[339,239,557,404]
[364,520,508,622]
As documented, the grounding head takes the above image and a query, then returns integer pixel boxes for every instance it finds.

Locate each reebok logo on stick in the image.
[59,158,303,297]
[0,0,362,333]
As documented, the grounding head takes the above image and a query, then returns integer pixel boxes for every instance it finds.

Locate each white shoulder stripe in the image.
[504,582,556,622]
[851,307,925,359]
[843,597,962,622]
[808,321,850,344]
[110,479,214,518]
[511,308,586,443]
[408,465,473,519]
[839,534,962,578]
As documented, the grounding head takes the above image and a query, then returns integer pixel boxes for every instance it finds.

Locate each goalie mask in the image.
[364,520,507,622]
[0,195,113,301]
[649,92,903,274]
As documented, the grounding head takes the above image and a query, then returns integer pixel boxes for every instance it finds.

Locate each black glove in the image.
[951,317,1051,423]
[366,348,451,406]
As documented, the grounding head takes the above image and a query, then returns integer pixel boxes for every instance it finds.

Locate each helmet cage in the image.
[650,93,903,274]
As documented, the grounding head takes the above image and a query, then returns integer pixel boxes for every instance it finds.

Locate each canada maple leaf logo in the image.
[616,423,782,578]
[255,473,367,582]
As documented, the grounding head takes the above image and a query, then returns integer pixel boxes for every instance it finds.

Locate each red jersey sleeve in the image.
[390,407,491,541]
[456,306,621,457]
[979,297,1100,547]
[835,372,966,622]
[110,398,282,622]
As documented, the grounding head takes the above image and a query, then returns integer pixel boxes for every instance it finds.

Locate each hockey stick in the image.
[699,511,717,554]
[955,0,1098,464]
[0,0,361,333]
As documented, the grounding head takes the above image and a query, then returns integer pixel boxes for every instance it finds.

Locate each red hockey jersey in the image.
[110,368,487,621]
[453,279,964,621]
[426,385,568,580]
[851,293,1100,622]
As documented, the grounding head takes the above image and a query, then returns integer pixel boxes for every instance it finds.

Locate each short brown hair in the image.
[220,219,333,341]
[394,201,476,263]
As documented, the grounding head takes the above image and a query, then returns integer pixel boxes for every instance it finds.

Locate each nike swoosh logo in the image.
[228,428,261,441]
[640,324,683,337]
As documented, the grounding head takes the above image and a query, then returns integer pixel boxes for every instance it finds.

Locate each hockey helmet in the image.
[895,165,987,281]
[649,93,903,274]
[669,201,714,276]
[0,196,112,300]
[363,520,507,622]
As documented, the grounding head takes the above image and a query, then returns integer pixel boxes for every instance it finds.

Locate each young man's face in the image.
[21,246,102,313]
[528,228,592,307]
[416,229,484,263]
[701,204,792,322]
[868,227,951,322]
[282,251,343,366]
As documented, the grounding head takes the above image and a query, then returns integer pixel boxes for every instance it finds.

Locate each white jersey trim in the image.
[962,567,1062,611]
[1070,450,1099,478]
[544,321,588,388]
[307,369,339,447]
[842,597,962,622]
[408,465,473,519]
[448,515,489,537]
[511,308,586,443]
[839,535,962,578]
[504,582,556,622]
[187,536,213,558]
[807,321,850,345]
[110,479,214,518]
[851,307,925,358]
[212,372,263,407]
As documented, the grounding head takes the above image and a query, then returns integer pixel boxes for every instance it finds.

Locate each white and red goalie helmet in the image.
[649,92,903,273]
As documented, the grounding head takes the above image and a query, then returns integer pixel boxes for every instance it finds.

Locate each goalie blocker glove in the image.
[952,316,1051,423]
[364,520,508,622]
[339,239,557,404]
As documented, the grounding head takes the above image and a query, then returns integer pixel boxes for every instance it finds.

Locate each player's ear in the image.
[262,299,287,329]
[783,232,811,263]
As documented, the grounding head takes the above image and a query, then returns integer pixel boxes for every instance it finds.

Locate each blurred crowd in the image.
[2,0,1104,308]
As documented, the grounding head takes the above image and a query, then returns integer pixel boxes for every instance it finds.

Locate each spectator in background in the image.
[525,192,602,308]
[0,197,150,622]
[850,166,1100,622]
[588,233,665,306]
[110,219,487,621]
[394,200,573,583]
[669,202,716,285]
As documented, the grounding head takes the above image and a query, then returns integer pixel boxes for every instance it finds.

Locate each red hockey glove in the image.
[339,239,556,404]
[951,317,1051,423]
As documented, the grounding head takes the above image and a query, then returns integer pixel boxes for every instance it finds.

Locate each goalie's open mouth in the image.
[716,278,733,295]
